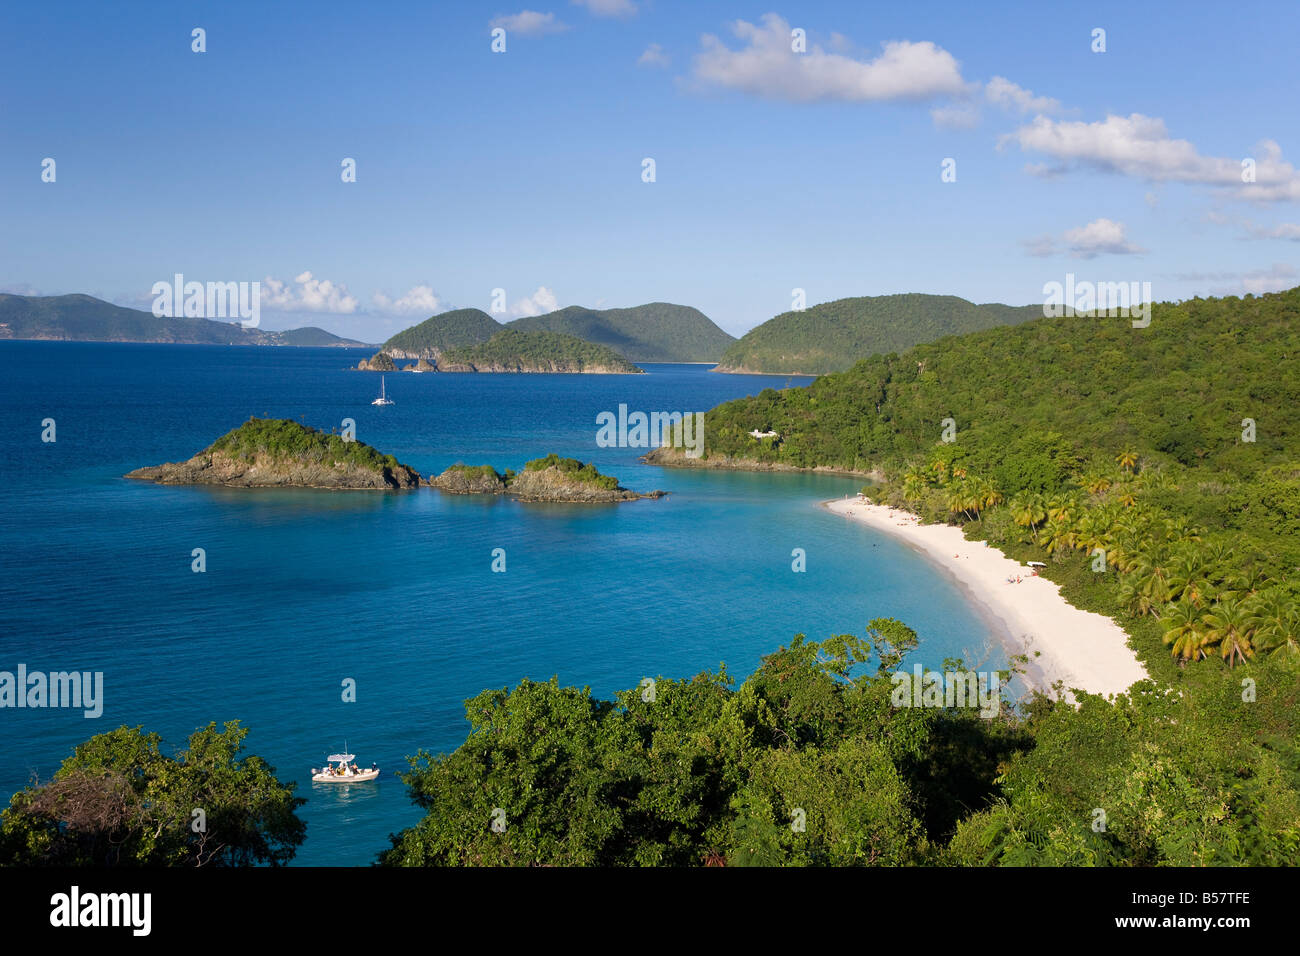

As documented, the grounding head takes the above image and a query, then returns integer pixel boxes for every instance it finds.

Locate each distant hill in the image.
[0,293,367,347]
[439,329,643,373]
[715,294,1042,375]
[268,326,367,348]
[507,303,734,363]
[381,308,503,358]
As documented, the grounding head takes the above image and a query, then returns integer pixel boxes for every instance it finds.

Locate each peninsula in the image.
[355,330,643,374]
[125,418,422,489]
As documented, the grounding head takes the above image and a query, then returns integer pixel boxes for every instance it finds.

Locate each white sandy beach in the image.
[825,496,1148,698]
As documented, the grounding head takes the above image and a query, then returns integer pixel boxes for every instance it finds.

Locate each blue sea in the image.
[0,342,1007,865]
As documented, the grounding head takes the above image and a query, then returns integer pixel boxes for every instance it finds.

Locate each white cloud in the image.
[261,271,358,313]
[1173,264,1297,296]
[1002,114,1300,201]
[572,0,636,17]
[372,285,444,315]
[984,76,1061,115]
[691,14,966,103]
[489,11,569,35]
[638,43,670,68]
[510,286,559,317]
[1238,264,1296,294]
[1062,218,1147,258]
[1244,221,1300,241]
[930,103,980,129]
[1021,219,1146,259]
[1020,235,1057,258]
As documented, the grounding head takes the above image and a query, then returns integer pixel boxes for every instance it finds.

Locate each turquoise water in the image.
[0,342,1005,865]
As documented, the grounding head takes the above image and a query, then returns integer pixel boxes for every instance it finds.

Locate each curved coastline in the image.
[822,495,1148,698]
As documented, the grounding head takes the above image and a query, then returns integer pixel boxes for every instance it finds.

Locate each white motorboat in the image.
[371,376,394,405]
[312,752,380,783]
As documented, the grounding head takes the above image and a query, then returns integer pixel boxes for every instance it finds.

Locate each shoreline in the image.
[822,496,1148,699]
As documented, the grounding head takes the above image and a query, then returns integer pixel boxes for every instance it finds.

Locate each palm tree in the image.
[902,467,928,502]
[946,484,975,523]
[1162,601,1208,661]
[1163,516,1203,544]
[974,477,1003,511]
[1129,555,1172,614]
[1116,450,1138,473]
[1247,590,1300,659]
[1042,517,1077,554]
[1082,471,1113,495]
[1009,492,1047,544]
[1228,564,1269,597]
[1045,493,1077,525]
[1201,597,1258,667]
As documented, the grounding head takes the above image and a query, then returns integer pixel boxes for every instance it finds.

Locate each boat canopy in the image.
[327,754,355,763]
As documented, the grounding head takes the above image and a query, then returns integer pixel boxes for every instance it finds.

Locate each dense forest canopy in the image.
[441,329,643,372]
[381,308,502,353]
[684,288,1300,673]
[509,302,735,363]
[716,293,1042,375]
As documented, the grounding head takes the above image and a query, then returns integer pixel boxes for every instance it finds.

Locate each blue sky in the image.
[3,0,1299,339]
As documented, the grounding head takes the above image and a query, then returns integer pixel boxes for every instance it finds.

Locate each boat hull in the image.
[312,769,380,783]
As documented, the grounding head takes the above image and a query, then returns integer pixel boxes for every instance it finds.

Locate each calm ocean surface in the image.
[0,342,1006,865]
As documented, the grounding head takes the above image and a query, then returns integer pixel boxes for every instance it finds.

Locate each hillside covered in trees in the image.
[654,287,1300,674]
[438,329,643,373]
[508,302,734,363]
[381,622,1298,866]
[381,308,502,356]
[0,293,368,346]
[378,289,1300,867]
[715,293,1041,375]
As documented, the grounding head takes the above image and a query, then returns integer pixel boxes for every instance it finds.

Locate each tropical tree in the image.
[1161,601,1208,661]
[1248,590,1300,659]
[0,722,305,867]
[1116,450,1139,473]
[1009,492,1047,544]
[1201,597,1258,667]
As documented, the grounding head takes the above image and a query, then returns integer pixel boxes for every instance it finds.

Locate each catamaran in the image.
[311,752,380,783]
[371,375,394,405]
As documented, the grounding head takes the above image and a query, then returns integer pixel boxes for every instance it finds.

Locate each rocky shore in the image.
[126,419,422,490]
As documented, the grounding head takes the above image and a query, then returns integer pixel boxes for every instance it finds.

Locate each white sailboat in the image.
[371,375,394,405]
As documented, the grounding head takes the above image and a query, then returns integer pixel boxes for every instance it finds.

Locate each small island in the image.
[431,454,663,502]
[355,330,644,374]
[126,418,422,489]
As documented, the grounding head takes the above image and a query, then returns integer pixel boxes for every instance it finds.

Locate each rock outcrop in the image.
[430,455,664,503]
[126,419,422,489]
[355,350,397,372]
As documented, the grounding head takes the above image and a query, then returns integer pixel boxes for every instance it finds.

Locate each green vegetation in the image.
[716,293,1041,375]
[265,326,365,347]
[442,329,643,372]
[0,722,304,866]
[211,417,405,473]
[381,308,502,354]
[690,287,1300,671]
[382,624,1299,865]
[509,302,734,363]
[521,453,619,490]
[444,464,505,481]
[0,293,364,346]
